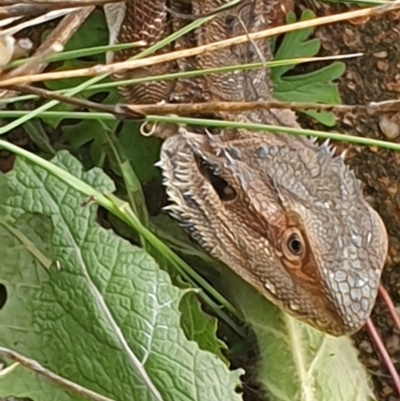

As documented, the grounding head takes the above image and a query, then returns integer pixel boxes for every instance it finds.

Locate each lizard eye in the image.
[282,228,305,262]
[288,234,302,254]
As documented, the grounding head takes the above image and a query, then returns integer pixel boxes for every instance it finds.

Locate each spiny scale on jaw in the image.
[316,142,361,185]
[158,138,208,247]
[308,137,347,160]
[157,128,388,336]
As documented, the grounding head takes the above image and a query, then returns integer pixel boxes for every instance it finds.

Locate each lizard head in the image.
[159,128,388,336]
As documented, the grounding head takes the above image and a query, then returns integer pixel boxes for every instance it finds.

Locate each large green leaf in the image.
[0,151,243,401]
[225,273,375,401]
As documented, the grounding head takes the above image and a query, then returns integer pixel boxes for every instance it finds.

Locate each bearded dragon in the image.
[106,0,388,336]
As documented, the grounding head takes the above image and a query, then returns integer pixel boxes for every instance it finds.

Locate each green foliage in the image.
[117,122,162,183]
[272,10,345,126]
[0,152,242,401]
[225,273,376,401]
[63,11,109,54]
[39,10,114,137]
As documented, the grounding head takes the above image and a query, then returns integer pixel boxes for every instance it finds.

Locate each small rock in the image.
[377,60,390,71]
[366,357,381,368]
[374,51,388,59]
[386,334,400,354]
[359,340,373,353]
[379,114,400,139]
[381,384,393,396]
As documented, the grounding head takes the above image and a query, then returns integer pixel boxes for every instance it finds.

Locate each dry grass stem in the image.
[1,1,400,87]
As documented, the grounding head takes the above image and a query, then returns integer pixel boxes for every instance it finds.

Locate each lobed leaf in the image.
[272,10,345,127]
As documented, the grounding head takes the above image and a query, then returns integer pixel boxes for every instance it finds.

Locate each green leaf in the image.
[64,108,231,362]
[0,367,75,401]
[41,11,108,59]
[37,60,98,128]
[63,11,109,53]
[62,119,109,167]
[272,11,320,76]
[0,151,243,401]
[62,91,120,166]
[272,10,345,127]
[0,213,55,270]
[226,274,376,401]
[63,119,104,149]
[179,291,229,364]
[37,11,111,129]
[148,215,229,363]
[118,121,162,183]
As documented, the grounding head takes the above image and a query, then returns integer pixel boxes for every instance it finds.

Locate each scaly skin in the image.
[160,128,388,336]
[111,0,389,336]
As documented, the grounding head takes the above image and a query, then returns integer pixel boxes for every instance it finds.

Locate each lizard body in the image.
[109,0,388,336]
